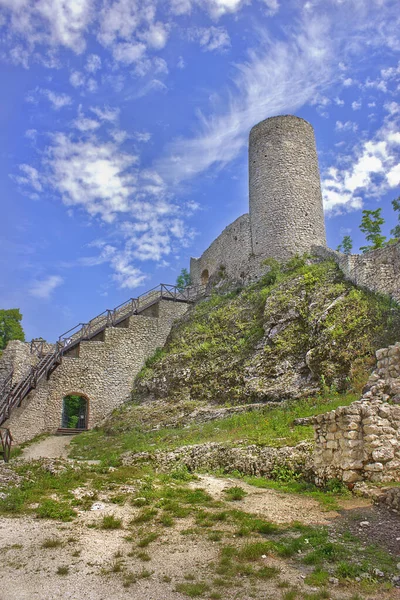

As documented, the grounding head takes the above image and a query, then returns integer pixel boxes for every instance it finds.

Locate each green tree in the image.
[390,196,400,239]
[336,235,353,254]
[176,268,192,290]
[0,308,25,351]
[359,208,386,253]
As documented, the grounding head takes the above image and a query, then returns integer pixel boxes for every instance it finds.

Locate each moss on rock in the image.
[133,259,400,405]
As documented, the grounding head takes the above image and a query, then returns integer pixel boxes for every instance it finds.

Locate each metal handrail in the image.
[0,282,206,426]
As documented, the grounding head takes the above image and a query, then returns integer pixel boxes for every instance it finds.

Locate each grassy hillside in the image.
[134,257,400,405]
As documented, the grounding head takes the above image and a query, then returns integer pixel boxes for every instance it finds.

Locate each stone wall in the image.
[4,300,189,444]
[313,243,400,303]
[190,214,254,288]
[121,440,314,479]
[313,342,400,484]
[0,341,38,386]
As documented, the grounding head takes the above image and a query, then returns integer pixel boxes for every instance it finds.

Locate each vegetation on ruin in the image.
[132,257,400,405]
[0,307,25,353]
[69,391,357,462]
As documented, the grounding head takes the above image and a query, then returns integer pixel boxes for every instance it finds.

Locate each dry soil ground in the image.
[0,437,399,600]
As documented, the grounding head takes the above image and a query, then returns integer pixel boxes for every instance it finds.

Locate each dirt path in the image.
[21,435,72,461]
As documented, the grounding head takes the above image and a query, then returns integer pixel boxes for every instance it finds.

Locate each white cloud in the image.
[72,112,100,132]
[11,164,42,191]
[335,120,358,132]
[129,79,167,99]
[0,0,93,62]
[133,56,168,77]
[189,26,231,52]
[41,88,73,110]
[323,121,400,214]
[343,77,353,86]
[43,133,138,222]
[351,100,362,110]
[85,53,102,73]
[112,41,146,64]
[25,129,37,139]
[134,131,152,143]
[29,275,64,299]
[139,21,169,49]
[90,105,120,123]
[70,71,85,88]
[156,16,333,182]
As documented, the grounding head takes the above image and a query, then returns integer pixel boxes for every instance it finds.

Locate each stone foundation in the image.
[313,342,400,484]
[121,441,314,479]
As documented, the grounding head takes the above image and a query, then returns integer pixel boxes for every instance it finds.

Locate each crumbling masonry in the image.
[1,114,400,451]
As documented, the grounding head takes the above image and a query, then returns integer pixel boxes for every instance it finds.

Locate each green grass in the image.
[224,486,247,501]
[236,474,351,510]
[137,533,158,547]
[36,499,76,522]
[175,582,210,597]
[69,392,358,462]
[41,538,63,549]
[101,515,122,529]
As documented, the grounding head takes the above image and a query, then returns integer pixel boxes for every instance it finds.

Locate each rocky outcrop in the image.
[121,440,314,479]
[134,260,400,406]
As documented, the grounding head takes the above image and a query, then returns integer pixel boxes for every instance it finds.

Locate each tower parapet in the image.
[249,115,326,261]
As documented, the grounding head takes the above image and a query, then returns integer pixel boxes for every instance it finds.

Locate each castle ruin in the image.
[190,115,327,287]
[1,114,399,445]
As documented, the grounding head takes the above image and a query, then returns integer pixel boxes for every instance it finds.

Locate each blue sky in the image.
[0,0,399,342]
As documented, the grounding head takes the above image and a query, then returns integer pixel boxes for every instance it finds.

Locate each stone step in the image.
[56,428,86,436]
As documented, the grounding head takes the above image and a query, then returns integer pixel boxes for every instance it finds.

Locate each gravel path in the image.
[21,435,73,460]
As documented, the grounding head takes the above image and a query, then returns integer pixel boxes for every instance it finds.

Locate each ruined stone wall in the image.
[190,214,254,288]
[313,243,400,303]
[0,341,38,386]
[4,300,189,444]
[313,342,400,484]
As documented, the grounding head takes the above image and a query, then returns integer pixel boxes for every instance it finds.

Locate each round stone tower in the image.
[249,115,326,261]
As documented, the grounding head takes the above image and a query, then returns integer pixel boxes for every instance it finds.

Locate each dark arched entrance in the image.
[61,395,88,430]
[201,269,209,286]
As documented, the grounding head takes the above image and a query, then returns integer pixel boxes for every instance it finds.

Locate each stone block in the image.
[343,430,359,440]
[342,470,362,483]
[372,447,395,463]
[364,462,384,472]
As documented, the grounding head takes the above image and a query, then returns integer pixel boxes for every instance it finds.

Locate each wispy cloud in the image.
[156,15,333,182]
[156,0,400,185]
[29,275,64,299]
[26,88,73,110]
[188,26,231,52]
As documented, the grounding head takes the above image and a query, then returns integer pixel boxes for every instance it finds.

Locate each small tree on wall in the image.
[391,197,400,239]
[359,208,387,253]
[336,235,353,254]
[176,268,192,290]
[0,308,25,352]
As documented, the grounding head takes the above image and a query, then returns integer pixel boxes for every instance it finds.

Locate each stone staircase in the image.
[0,283,202,445]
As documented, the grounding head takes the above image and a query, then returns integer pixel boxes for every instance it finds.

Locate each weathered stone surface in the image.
[190,116,327,288]
[313,341,400,484]
[313,243,400,304]
[2,300,189,443]
[121,440,314,480]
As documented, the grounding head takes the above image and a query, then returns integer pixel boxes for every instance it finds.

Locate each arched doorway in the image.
[61,394,88,430]
[201,269,209,286]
